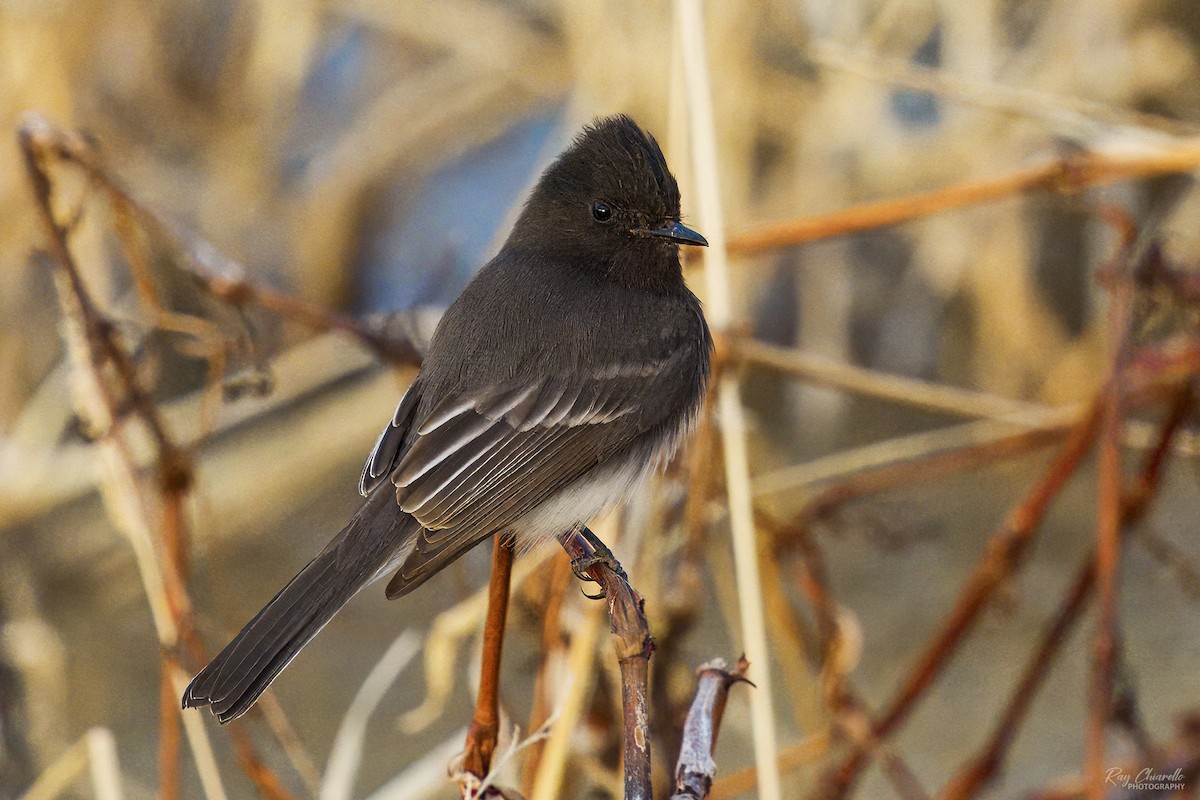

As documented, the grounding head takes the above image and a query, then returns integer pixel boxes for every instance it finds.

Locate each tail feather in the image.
[183,487,414,723]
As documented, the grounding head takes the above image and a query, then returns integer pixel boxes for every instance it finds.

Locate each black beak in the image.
[644,221,708,247]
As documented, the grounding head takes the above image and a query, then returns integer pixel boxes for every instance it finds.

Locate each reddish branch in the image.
[936,388,1192,800]
[819,397,1105,798]
[726,143,1200,256]
[1087,258,1135,799]
[560,530,655,800]
[20,115,300,800]
[18,112,421,366]
[461,539,516,791]
[671,657,752,799]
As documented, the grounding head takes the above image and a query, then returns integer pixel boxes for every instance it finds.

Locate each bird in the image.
[182,114,712,723]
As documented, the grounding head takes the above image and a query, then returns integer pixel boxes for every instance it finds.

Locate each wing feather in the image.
[378,343,705,599]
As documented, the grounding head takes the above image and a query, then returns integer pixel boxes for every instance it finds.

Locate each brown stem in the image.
[19,115,301,800]
[1087,236,1137,799]
[158,664,182,800]
[18,112,422,366]
[462,538,516,785]
[820,398,1105,799]
[560,529,654,800]
[938,386,1193,800]
[726,143,1200,256]
[671,657,752,800]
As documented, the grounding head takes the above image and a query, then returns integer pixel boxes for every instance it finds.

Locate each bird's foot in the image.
[568,527,628,599]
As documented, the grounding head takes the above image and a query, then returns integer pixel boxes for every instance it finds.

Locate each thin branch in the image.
[460,539,516,793]
[671,657,752,800]
[938,386,1194,800]
[559,529,654,800]
[726,139,1200,256]
[821,397,1105,798]
[19,114,298,800]
[1087,260,1136,800]
[18,111,422,366]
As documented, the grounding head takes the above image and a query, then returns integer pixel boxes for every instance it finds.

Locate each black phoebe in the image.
[183,115,712,723]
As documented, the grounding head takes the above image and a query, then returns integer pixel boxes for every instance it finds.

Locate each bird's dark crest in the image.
[576,115,678,207]
[537,114,681,221]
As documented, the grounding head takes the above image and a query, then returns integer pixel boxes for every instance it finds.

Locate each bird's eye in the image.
[591,201,612,223]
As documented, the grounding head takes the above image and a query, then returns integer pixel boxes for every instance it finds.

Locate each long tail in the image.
[182,485,415,723]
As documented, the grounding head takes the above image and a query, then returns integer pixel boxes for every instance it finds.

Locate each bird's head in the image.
[507,115,707,291]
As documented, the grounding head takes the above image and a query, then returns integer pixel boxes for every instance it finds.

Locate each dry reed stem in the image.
[726,139,1200,256]
[734,337,1045,422]
[520,552,572,792]
[17,728,123,800]
[755,416,1072,504]
[806,40,1200,138]
[528,567,607,800]
[674,2,783,797]
[670,656,752,800]
[460,539,516,790]
[321,631,421,800]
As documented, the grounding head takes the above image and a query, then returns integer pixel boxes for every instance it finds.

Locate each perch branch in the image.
[671,657,752,800]
[560,529,654,800]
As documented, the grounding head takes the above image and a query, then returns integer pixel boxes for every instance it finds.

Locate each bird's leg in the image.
[562,526,628,598]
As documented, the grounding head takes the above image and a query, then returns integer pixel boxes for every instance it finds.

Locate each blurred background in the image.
[1,1,1200,798]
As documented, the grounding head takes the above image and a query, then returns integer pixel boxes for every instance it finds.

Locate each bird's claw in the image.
[568,529,628,600]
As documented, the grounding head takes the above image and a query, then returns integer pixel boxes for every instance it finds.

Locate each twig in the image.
[821,397,1105,798]
[1087,279,1134,798]
[460,539,516,792]
[756,415,1072,504]
[726,139,1200,256]
[674,2,783,797]
[937,387,1193,800]
[671,657,752,800]
[17,111,422,366]
[937,558,1094,800]
[20,114,296,800]
[559,529,654,800]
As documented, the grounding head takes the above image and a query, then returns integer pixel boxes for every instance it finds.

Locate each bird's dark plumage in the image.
[183,114,711,723]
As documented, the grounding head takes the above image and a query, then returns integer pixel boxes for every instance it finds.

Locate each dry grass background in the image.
[2,1,1200,799]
